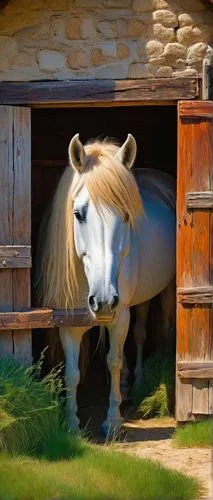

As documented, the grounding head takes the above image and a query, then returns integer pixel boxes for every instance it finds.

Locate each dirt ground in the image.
[112,417,212,500]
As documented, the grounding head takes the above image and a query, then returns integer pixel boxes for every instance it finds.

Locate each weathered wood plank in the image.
[0,106,14,355]
[177,286,213,304]
[178,360,213,379]
[0,79,198,106]
[0,309,53,330]
[12,107,32,365]
[176,101,213,421]
[178,361,213,370]
[53,309,96,327]
[179,100,213,119]
[176,379,193,421]
[186,191,213,209]
[0,245,31,268]
[209,380,213,414]
[178,369,213,379]
[0,309,96,329]
[192,380,209,414]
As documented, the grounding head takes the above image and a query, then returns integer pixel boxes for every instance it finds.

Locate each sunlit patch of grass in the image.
[173,420,212,448]
[0,447,200,500]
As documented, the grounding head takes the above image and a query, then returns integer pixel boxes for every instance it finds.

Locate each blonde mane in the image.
[36,139,143,309]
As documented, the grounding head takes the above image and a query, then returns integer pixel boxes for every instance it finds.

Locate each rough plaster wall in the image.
[0,0,212,81]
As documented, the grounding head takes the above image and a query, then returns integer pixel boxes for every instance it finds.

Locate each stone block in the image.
[146,40,164,58]
[172,68,198,77]
[96,41,117,58]
[31,23,52,41]
[80,18,96,39]
[38,49,66,71]
[153,0,168,7]
[92,49,106,66]
[68,49,89,69]
[187,42,208,65]
[98,21,116,38]
[128,20,149,37]
[9,51,34,68]
[177,27,204,46]
[51,18,65,37]
[0,36,18,57]
[153,23,175,43]
[156,65,173,76]
[0,55,9,72]
[164,42,186,60]
[178,14,193,28]
[128,62,149,77]
[117,43,130,59]
[66,18,81,40]
[153,10,178,28]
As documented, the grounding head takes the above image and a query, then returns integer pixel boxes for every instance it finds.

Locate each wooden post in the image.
[0,106,32,365]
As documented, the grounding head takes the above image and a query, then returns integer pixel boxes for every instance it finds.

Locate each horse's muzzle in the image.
[88,293,119,319]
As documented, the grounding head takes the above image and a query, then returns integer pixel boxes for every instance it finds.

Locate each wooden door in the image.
[0,106,31,365]
[176,100,213,421]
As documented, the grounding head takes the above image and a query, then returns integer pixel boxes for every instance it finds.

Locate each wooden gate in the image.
[176,100,213,421]
[0,106,31,365]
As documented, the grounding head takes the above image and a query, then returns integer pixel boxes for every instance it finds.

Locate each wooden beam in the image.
[178,361,213,379]
[0,308,97,329]
[179,100,213,119]
[186,191,213,209]
[0,245,31,268]
[0,79,198,107]
[177,286,213,304]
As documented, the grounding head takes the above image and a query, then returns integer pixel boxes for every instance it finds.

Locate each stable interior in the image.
[31,105,177,433]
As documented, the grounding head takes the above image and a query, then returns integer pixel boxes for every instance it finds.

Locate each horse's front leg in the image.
[59,327,87,432]
[102,307,130,435]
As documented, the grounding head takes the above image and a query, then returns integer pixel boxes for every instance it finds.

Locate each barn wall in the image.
[0,0,213,81]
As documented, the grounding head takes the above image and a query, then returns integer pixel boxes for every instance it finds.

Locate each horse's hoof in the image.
[101,419,124,440]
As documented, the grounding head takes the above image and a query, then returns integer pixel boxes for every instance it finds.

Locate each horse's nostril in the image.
[88,295,99,312]
[110,294,120,311]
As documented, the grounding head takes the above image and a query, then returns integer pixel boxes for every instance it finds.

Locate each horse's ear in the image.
[114,134,137,169]
[68,133,85,173]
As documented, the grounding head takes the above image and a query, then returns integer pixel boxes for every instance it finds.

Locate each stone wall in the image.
[0,0,213,81]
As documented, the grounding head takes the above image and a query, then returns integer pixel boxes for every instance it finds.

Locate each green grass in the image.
[173,420,212,448]
[133,353,175,418]
[0,446,200,500]
[0,355,65,456]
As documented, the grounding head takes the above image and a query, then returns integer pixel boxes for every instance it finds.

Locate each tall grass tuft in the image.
[0,354,66,456]
[133,352,175,418]
[173,420,212,448]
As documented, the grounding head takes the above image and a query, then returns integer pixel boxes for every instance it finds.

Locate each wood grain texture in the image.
[192,380,209,414]
[12,107,31,365]
[178,369,213,379]
[0,309,96,329]
[0,245,31,268]
[0,107,14,355]
[186,191,213,209]
[176,100,213,421]
[177,286,213,303]
[0,79,198,106]
[179,100,213,119]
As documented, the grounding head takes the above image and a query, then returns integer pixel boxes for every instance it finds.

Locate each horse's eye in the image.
[74,210,84,223]
[124,212,129,223]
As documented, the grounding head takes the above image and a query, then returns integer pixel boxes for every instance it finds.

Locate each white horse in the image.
[36,134,176,434]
